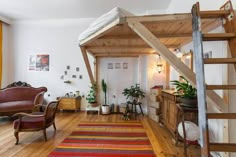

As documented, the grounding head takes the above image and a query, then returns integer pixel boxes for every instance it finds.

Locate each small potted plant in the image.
[122,84,145,102]
[170,76,197,107]
[101,79,110,114]
[86,82,98,107]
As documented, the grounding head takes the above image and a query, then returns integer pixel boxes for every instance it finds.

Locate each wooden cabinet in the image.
[58,97,81,111]
[161,90,179,136]
[161,90,198,139]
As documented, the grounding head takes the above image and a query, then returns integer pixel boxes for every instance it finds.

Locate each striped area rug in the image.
[48,122,156,157]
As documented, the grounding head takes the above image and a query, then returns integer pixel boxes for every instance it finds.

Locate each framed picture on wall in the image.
[108,63,113,69]
[123,63,128,69]
[28,54,50,71]
[115,63,121,69]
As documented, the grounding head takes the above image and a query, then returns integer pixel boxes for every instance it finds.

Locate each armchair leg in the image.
[53,122,56,130]
[43,129,47,141]
[14,131,19,145]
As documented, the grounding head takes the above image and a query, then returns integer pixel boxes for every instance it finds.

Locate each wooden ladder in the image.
[192,1,236,156]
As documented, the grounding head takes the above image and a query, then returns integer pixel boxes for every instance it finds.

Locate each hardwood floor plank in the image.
[0,112,200,157]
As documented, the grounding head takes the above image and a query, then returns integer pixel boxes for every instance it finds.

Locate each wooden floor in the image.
[0,112,200,157]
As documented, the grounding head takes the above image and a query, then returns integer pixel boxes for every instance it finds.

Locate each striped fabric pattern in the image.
[49,122,156,157]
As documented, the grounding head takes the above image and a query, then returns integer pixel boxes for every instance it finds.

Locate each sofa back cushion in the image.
[0,87,47,103]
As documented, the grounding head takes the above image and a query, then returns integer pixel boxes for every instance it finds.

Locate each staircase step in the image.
[204,58,236,64]
[202,33,235,41]
[209,143,236,152]
[207,113,236,119]
[200,10,230,18]
[206,85,236,90]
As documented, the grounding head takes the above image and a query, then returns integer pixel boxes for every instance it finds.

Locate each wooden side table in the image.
[176,104,198,157]
[58,96,81,112]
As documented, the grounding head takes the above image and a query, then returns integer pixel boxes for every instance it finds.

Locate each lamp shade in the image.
[177,121,200,141]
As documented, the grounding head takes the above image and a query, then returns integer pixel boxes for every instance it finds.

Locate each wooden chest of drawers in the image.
[58,97,81,111]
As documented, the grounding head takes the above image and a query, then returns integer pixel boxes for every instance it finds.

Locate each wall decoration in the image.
[76,67,80,72]
[72,75,77,78]
[28,54,49,71]
[67,65,70,69]
[115,63,121,69]
[79,75,83,79]
[108,63,113,69]
[64,71,67,75]
[123,63,128,69]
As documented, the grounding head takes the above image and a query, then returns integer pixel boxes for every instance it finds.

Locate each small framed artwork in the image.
[64,71,67,75]
[115,63,121,69]
[60,75,64,80]
[123,63,128,69]
[72,75,77,78]
[203,51,212,59]
[66,65,70,70]
[108,63,113,69]
[76,67,80,72]
[79,75,83,79]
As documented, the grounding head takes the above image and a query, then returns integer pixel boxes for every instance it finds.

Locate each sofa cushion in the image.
[13,112,45,129]
[0,101,34,113]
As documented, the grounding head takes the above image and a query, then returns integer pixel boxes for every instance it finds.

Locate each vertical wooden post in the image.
[192,3,210,156]
[80,47,95,84]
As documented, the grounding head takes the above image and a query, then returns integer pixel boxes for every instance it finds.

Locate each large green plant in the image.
[170,76,197,99]
[101,79,107,105]
[86,82,97,103]
[122,84,145,100]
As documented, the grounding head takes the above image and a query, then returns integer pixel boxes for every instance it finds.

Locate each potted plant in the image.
[101,79,110,114]
[122,84,145,102]
[170,76,197,107]
[86,82,98,107]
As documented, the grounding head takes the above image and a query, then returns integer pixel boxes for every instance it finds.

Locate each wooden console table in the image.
[58,96,81,112]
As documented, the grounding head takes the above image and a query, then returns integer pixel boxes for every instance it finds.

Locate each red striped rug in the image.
[48,122,156,157]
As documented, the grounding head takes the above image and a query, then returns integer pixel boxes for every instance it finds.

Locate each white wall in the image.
[10,18,95,109]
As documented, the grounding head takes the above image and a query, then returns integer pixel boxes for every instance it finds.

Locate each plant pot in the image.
[179,97,198,108]
[101,105,110,114]
[90,102,98,107]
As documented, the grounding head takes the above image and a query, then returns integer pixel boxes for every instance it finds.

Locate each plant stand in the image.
[86,105,100,115]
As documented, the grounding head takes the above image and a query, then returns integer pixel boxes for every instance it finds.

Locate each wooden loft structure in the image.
[79,7,229,112]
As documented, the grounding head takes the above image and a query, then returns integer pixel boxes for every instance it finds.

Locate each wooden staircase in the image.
[192,1,236,156]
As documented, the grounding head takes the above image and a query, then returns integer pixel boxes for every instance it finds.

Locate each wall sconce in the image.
[175,48,183,58]
[156,54,163,73]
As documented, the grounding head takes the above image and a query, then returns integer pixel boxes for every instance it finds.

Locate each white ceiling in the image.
[0,0,172,20]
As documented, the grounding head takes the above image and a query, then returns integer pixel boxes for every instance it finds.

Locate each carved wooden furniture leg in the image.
[14,131,19,145]
[53,122,56,130]
[43,129,47,141]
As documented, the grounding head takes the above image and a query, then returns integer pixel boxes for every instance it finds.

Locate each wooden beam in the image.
[86,44,180,49]
[93,52,158,55]
[95,54,139,57]
[99,33,192,39]
[80,47,95,83]
[204,58,236,64]
[207,113,236,119]
[202,33,235,41]
[200,10,230,18]
[206,85,236,90]
[126,13,192,23]
[127,19,227,112]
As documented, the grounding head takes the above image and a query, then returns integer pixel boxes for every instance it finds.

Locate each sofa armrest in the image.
[34,91,46,105]
[13,112,44,118]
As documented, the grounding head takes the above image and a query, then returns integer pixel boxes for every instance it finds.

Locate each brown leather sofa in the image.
[0,82,47,117]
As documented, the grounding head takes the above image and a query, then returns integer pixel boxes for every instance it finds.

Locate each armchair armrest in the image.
[13,112,44,118]
[34,91,46,105]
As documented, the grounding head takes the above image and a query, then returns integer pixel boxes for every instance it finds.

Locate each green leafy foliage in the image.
[170,76,197,99]
[101,79,107,105]
[86,82,97,103]
[122,84,145,100]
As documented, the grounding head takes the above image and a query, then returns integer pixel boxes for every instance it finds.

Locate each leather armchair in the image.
[13,101,59,144]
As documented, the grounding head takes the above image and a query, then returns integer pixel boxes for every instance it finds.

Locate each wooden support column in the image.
[127,19,227,112]
[80,47,95,83]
